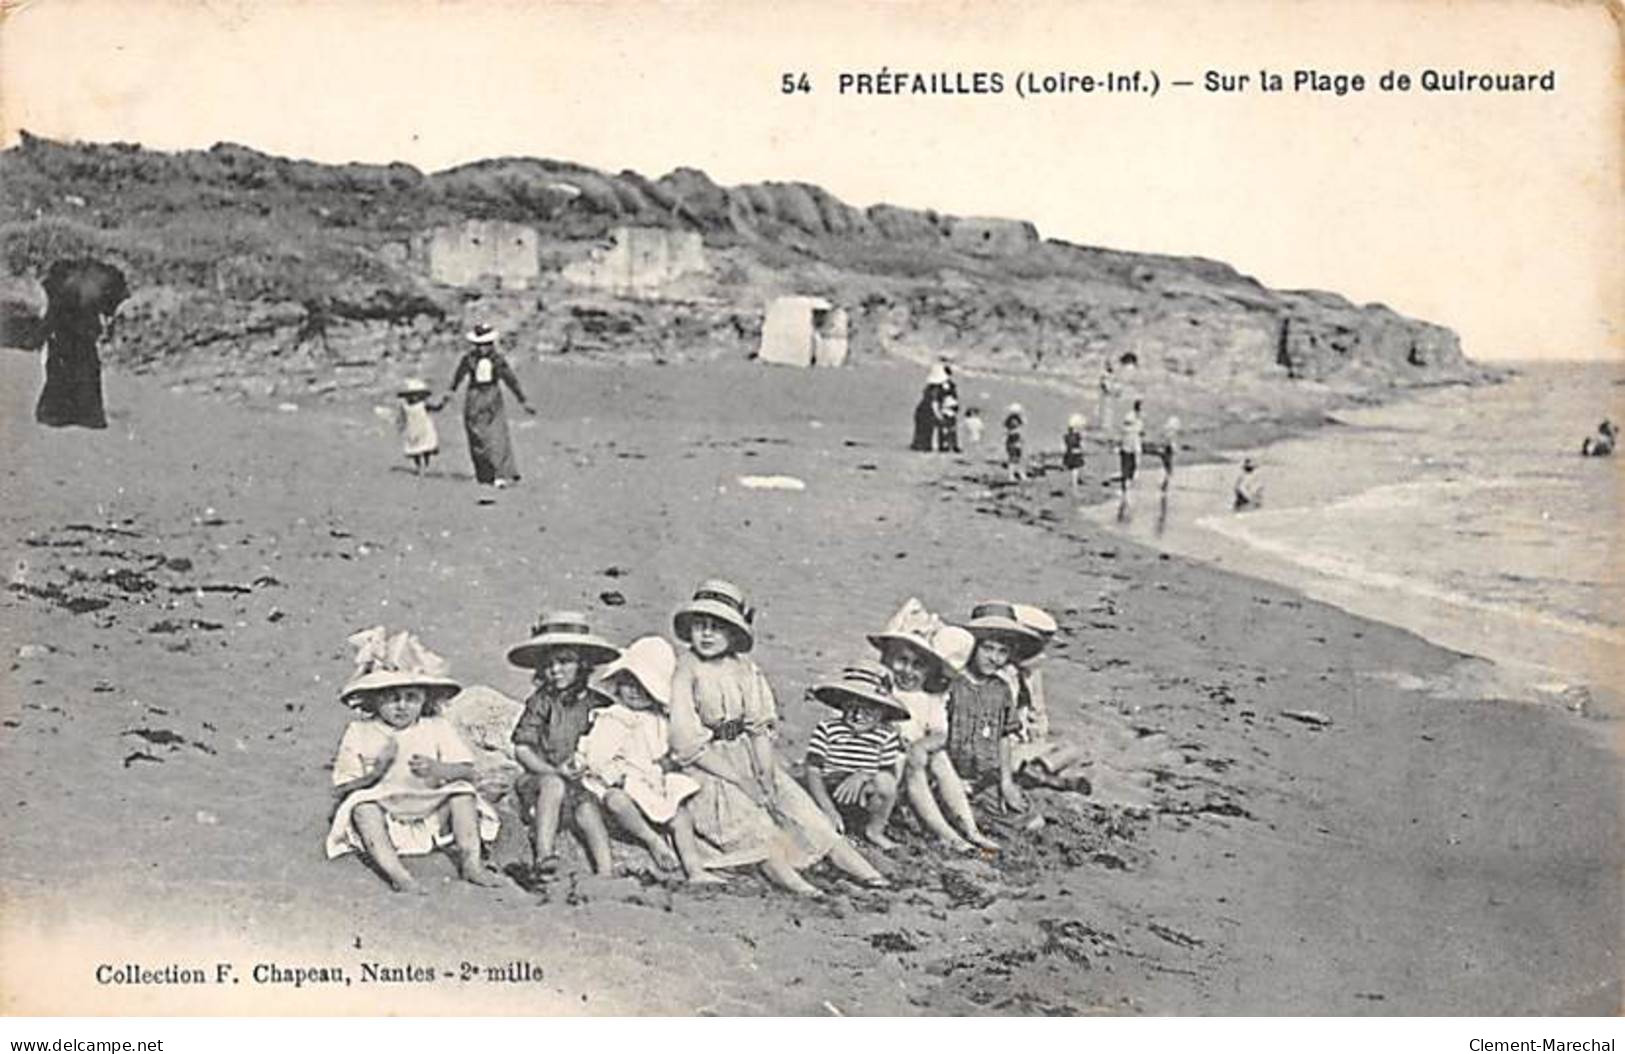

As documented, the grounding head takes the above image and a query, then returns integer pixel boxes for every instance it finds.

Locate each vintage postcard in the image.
[0,0,1619,1021]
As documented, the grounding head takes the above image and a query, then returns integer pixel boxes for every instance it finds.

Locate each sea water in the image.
[1089,362,1623,702]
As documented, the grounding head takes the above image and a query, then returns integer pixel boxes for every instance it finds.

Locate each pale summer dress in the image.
[667,652,840,869]
[573,704,700,824]
[396,399,439,458]
[325,716,500,859]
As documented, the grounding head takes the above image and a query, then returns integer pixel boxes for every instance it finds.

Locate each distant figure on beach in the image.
[1118,399,1145,495]
[1155,415,1181,492]
[1580,419,1616,457]
[911,362,948,452]
[394,379,443,475]
[1233,457,1265,510]
[1095,359,1116,434]
[963,406,985,446]
[446,324,535,488]
[936,387,961,453]
[1004,403,1027,482]
[1062,413,1087,493]
[35,258,130,430]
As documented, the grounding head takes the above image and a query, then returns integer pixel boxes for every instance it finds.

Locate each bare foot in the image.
[389,875,429,896]
[863,829,900,851]
[939,834,975,854]
[460,863,505,888]
[967,831,1001,852]
[685,870,727,886]
[650,843,682,872]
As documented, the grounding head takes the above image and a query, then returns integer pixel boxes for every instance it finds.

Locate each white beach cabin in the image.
[756,297,849,367]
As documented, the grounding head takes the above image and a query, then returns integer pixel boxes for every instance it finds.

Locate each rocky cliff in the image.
[0,132,1476,400]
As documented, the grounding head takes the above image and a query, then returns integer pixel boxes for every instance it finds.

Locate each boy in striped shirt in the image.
[804,663,910,851]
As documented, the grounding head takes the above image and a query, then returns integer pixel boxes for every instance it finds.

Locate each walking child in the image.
[1118,399,1145,495]
[964,407,985,446]
[326,627,502,894]
[1156,415,1181,492]
[804,663,909,850]
[869,600,999,852]
[394,379,443,475]
[666,579,889,895]
[507,611,618,875]
[1062,413,1087,492]
[573,636,722,883]
[1004,403,1027,482]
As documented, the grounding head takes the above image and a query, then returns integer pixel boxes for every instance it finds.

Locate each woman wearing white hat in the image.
[446,323,536,488]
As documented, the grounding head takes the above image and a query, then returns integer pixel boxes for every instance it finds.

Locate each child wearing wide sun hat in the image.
[326,627,503,894]
[803,662,910,850]
[868,599,999,853]
[507,611,619,876]
[571,636,721,884]
[666,578,890,896]
[947,601,1044,818]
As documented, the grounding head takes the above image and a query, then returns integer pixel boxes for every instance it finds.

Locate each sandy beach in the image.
[1,349,1618,1016]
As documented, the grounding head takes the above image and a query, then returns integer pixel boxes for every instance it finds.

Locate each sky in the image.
[2,0,1619,361]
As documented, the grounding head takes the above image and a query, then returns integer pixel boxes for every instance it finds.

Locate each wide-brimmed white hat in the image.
[591,636,677,708]
[808,661,911,721]
[1012,603,1057,639]
[672,579,756,652]
[926,363,949,386]
[506,610,620,669]
[866,598,967,679]
[1067,412,1086,430]
[961,600,1043,658]
[397,378,432,398]
[339,626,461,707]
[466,323,499,346]
[1006,403,1024,417]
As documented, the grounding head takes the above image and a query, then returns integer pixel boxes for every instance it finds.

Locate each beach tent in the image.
[757,297,849,367]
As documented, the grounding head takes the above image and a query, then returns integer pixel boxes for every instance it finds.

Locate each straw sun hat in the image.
[591,636,678,708]
[506,610,620,669]
[672,579,756,652]
[339,626,462,708]
[962,600,1044,658]
[866,598,973,679]
[466,323,499,346]
[808,661,911,721]
[397,378,432,398]
[1067,412,1086,430]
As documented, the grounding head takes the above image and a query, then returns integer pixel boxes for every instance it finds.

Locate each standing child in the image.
[395,379,442,475]
[326,627,502,893]
[946,602,1043,818]
[1156,416,1181,492]
[574,636,721,884]
[869,600,999,852]
[1118,399,1145,495]
[1004,403,1027,482]
[1062,413,1087,492]
[963,407,985,446]
[507,611,619,876]
[666,579,889,896]
[804,663,909,850]
[936,389,962,454]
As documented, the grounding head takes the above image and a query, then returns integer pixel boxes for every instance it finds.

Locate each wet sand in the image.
[1,352,1618,1015]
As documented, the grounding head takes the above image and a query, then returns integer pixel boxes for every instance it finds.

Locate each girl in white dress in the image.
[573,636,721,883]
[325,627,502,894]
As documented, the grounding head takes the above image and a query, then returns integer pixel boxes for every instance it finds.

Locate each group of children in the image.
[999,399,1180,495]
[326,580,1091,897]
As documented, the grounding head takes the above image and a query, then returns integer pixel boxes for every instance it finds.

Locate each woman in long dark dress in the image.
[446,324,535,487]
[910,362,949,452]
[35,258,129,430]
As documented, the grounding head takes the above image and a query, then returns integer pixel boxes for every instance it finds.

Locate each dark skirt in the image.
[463,384,519,484]
[35,333,108,429]
[911,394,937,451]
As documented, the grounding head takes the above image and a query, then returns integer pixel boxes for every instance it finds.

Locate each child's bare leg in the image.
[532,773,566,863]
[447,795,502,886]
[825,836,889,887]
[572,798,616,876]
[905,761,972,851]
[861,771,901,850]
[603,789,680,871]
[669,807,724,884]
[931,752,999,850]
[352,802,424,894]
[760,855,822,897]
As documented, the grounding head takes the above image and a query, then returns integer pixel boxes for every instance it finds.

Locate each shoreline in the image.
[3,354,1619,1015]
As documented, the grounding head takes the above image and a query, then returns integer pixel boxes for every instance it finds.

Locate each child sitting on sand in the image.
[804,662,910,850]
[394,379,443,476]
[570,636,721,883]
[326,627,502,894]
[869,600,999,853]
[1062,413,1087,492]
[1004,404,1027,482]
[1008,603,1092,795]
[946,602,1042,817]
[666,579,890,896]
[507,611,618,876]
